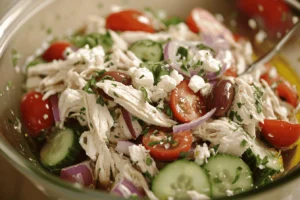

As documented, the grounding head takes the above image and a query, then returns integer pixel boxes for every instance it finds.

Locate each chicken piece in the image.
[128,144,158,177]
[58,88,85,127]
[83,92,114,142]
[107,49,141,70]
[228,78,265,137]
[96,80,176,127]
[193,118,250,156]
[111,150,158,200]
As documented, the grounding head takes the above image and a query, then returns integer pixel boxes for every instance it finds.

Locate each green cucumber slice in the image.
[129,39,163,62]
[203,154,253,198]
[152,160,211,200]
[242,138,283,186]
[40,128,81,173]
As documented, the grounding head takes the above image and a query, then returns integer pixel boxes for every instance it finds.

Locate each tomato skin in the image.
[142,129,193,161]
[260,120,300,149]
[237,0,293,37]
[186,11,200,33]
[42,42,71,62]
[277,81,298,108]
[20,91,54,137]
[170,80,206,123]
[106,10,154,33]
[224,66,238,77]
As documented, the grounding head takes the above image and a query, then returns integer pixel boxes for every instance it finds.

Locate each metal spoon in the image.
[242,0,300,74]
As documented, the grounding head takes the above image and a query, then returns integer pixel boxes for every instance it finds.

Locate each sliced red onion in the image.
[60,161,95,187]
[50,95,60,122]
[111,179,145,198]
[121,108,141,139]
[164,41,191,77]
[115,141,135,155]
[173,108,216,133]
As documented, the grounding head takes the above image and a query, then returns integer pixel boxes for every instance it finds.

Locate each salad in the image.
[20,2,299,200]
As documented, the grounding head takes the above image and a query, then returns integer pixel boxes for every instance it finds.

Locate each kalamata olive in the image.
[206,79,235,117]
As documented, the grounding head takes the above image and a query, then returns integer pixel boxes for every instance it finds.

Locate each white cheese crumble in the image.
[128,145,158,177]
[226,189,234,196]
[193,50,221,72]
[157,75,177,93]
[255,30,267,44]
[131,67,154,89]
[187,190,211,200]
[170,69,184,85]
[188,75,206,93]
[194,143,211,166]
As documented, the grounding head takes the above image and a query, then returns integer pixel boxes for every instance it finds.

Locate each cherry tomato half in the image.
[237,0,293,37]
[170,80,206,123]
[42,41,71,62]
[96,71,132,100]
[142,129,193,161]
[106,9,154,33]
[20,91,54,137]
[224,66,238,77]
[260,120,300,149]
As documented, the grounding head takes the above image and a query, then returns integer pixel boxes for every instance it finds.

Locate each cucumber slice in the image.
[40,128,81,173]
[242,139,283,186]
[152,160,211,200]
[203,154,253,198]
[129,40,163,62]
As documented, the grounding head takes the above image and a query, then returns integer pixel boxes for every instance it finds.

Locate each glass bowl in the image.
[0,0,300,199]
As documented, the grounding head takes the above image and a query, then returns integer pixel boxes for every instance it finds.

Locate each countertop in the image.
[0,1,48,199]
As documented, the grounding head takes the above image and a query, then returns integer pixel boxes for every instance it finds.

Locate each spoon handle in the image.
[285,0,300,11]
[245,20,300,74]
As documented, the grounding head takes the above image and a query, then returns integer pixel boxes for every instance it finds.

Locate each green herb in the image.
[112,83,117,87]
[114,135,120,138]
[148,141,160,147]
[212,144,220,152]
[89,122,94,128]
[139,75,145,79]
[97,2,103,8]
[198,69,205,77]
[146,157,153,166]
[113,92,119,97]
[26,57,45,70]
[144,171,153,182]
[237,102,245,108]
[11,49,20,67]
[229,110,243,123]
[240,139,247,147]
[179,152,189,159]
[70,32,113,52]
[233,187,243,194]
[163,16,184,27]
[176,46,188,60]
[46,28,52,34]
[141,127,150,135]
[165,105,173,118]
[196,44,215,53]
[253,84,263,114]
[140,87,150,102]
[261,156,269,165]
[180,64,189,73]
[96,96,105,106]
[140,61,170,85]
[213,177,222,184]
[232,166,243,184]
[7,119,14,124]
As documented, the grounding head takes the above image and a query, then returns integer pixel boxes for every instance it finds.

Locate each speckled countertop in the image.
[0,1,48,199]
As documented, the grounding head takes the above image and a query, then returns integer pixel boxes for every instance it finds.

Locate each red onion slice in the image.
[50,95,60,122]
[121,108,142,139]
[115,141,135,155]
[111,179,145,198]
[164,41,191,77]
[60,161,95,187]
[173,108,216,133]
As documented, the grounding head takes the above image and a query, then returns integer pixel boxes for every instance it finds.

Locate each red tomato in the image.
[261,69,298,107]
[20,91,54,137]
[170,80,206,123]
[96,71,132,100]
[42,42,71,62]
[260,120,300,149]
[142,129,193,161]
[277,81,298,108]
[237,0,293,37]
[224,65,238,77]
[186,8,234,42]
[106,10,154,33]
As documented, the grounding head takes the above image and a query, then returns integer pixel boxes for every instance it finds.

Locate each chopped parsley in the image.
[253,85,263,114]
[196,44,215,53]
[229,110,243,123]
[148,140,160,147]
[180,64,189,73]
[232,166,243,184]
[70,32,113,52]
[165,105,173,118]
[179,152,189,159]
[237,102,245,108]
[96,95,105,106]
[198,69,205,77]
[11,49,21,67]
[163,16,184,27]
[213,177,222,183]
[82,70,106,94]
[140,87,150,102]
[26,57,45,70]
[240,139,247,147]
[144,171,153,182]
[113,92,119,97]
[141,127,150,135]
[176,46,188,60]
[46,27,52,34]
[139,75,145,79]
[140,61,170,85]
[146,157,153,166]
